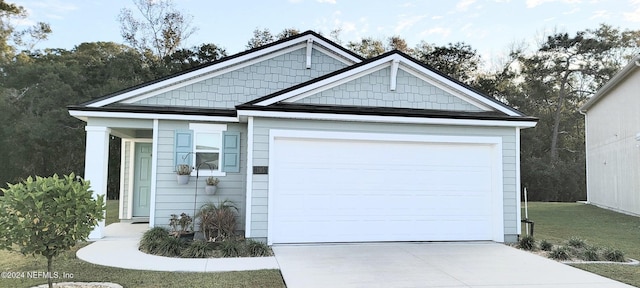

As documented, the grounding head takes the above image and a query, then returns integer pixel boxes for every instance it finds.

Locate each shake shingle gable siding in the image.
[132,47,350,109]
[295,68,484,111]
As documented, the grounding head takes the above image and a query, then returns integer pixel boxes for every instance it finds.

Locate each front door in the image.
[133,142,152,217]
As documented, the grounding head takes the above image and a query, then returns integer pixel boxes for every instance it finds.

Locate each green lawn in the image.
[0,200,285,288]
[524,202,640,287]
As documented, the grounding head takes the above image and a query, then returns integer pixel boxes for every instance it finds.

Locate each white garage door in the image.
[268,131,504,244]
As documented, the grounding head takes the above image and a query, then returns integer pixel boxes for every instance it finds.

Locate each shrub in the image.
[246,240,271,257]
[582,246,600,261]
[139,227,171,254]
[181,240,212,258]
[517,235,536,251]
[220,240,242,257]
[567,236,586,248]
[540,239,553,251]
[603,248,625,262]
[0,174,105,288]
[157,236,188,257]
[197,200,238,241]
[549,246,570,260]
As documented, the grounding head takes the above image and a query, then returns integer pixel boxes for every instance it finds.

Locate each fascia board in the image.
[237,109,537,128]
[68,109,239,122]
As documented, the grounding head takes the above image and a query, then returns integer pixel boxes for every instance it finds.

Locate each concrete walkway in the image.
[76,223,279,272]
[273,242,636,288]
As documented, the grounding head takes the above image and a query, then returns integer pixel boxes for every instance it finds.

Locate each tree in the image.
[118,0,197,59]
[483,24,640,201]
[0,174,105,288]
[245,27,300,50]
[518,25,639,162]
[162,43,227,73]
[0,42,153,188]
[412,41,482,84]
[0,0,50,62]
[346,37,386,58]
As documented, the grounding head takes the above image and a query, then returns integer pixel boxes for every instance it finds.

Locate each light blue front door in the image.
[133,143,152,217]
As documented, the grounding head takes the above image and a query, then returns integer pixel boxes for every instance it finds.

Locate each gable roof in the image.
[68,31,536,127]
[580,55,640,112]
[76,30,363,108]
[239,50,528,117]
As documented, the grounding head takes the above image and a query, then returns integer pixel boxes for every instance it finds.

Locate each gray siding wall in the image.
[134,47,349,108]
[296,68,483,111]
[121,140,131,219]
[249,118,518,239]
[154,120,248,231]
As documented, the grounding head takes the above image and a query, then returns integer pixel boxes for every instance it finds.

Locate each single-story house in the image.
[68,31,537,244]
[579,55,640,216]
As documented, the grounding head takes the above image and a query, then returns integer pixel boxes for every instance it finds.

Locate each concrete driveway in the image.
[272,242,635,288]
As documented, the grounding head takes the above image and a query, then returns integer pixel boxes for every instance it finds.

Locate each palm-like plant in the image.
[196,200,238,241]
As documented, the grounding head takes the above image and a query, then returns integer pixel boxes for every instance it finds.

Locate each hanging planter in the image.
[204,177,219,195]
[176,164,192,185]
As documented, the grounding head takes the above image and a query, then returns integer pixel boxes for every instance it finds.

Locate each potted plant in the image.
[169,213,194,239]
[204,177,219,195]
[176,164,192,184]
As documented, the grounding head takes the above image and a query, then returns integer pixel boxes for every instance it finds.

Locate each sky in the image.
[10,0,640,68]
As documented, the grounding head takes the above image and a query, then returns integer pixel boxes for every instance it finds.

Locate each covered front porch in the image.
[81,117,157,239]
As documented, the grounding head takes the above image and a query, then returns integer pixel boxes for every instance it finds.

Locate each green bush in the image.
[549,246,570,260]
[603,248,625,262]
[540,239,553,251]
[582,246,600,261]
[220,240,242,257]
[157,236,188,257]
[567,236,586,248]
[139,227,170,254]
[517,235,536,251]
[181,240,213,258]
[246,240,271,257]
[0,174,105,288]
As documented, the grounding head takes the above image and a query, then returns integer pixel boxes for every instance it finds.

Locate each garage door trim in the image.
[267,129,504,244]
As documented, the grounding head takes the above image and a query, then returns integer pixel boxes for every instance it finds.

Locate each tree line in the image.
[1,0,638,201]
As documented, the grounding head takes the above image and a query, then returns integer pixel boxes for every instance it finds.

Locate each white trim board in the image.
[244,116,254,238]
[69,110,239,123]
[149,119,159,228]
[237,109,537,128]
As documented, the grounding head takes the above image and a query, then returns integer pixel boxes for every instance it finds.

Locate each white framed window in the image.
[189,123,227,176]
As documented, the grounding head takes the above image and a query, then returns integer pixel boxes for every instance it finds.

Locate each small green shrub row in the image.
[139,228,272,258]
[516,235,626,262]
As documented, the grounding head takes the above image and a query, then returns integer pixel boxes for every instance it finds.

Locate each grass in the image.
[0,200,285,288]
[524,202,640,286]
[106,199,119,225]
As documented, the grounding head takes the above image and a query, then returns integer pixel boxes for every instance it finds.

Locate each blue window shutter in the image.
[221,131,240,173]
[175,130,193,169]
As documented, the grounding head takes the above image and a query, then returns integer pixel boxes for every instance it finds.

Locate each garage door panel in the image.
[270,135,501,243]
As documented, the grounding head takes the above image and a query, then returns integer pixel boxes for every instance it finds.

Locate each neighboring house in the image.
[68,31,537,244]
[579,56,640,216]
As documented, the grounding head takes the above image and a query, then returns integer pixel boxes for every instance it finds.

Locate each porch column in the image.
[84,126,111,239]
